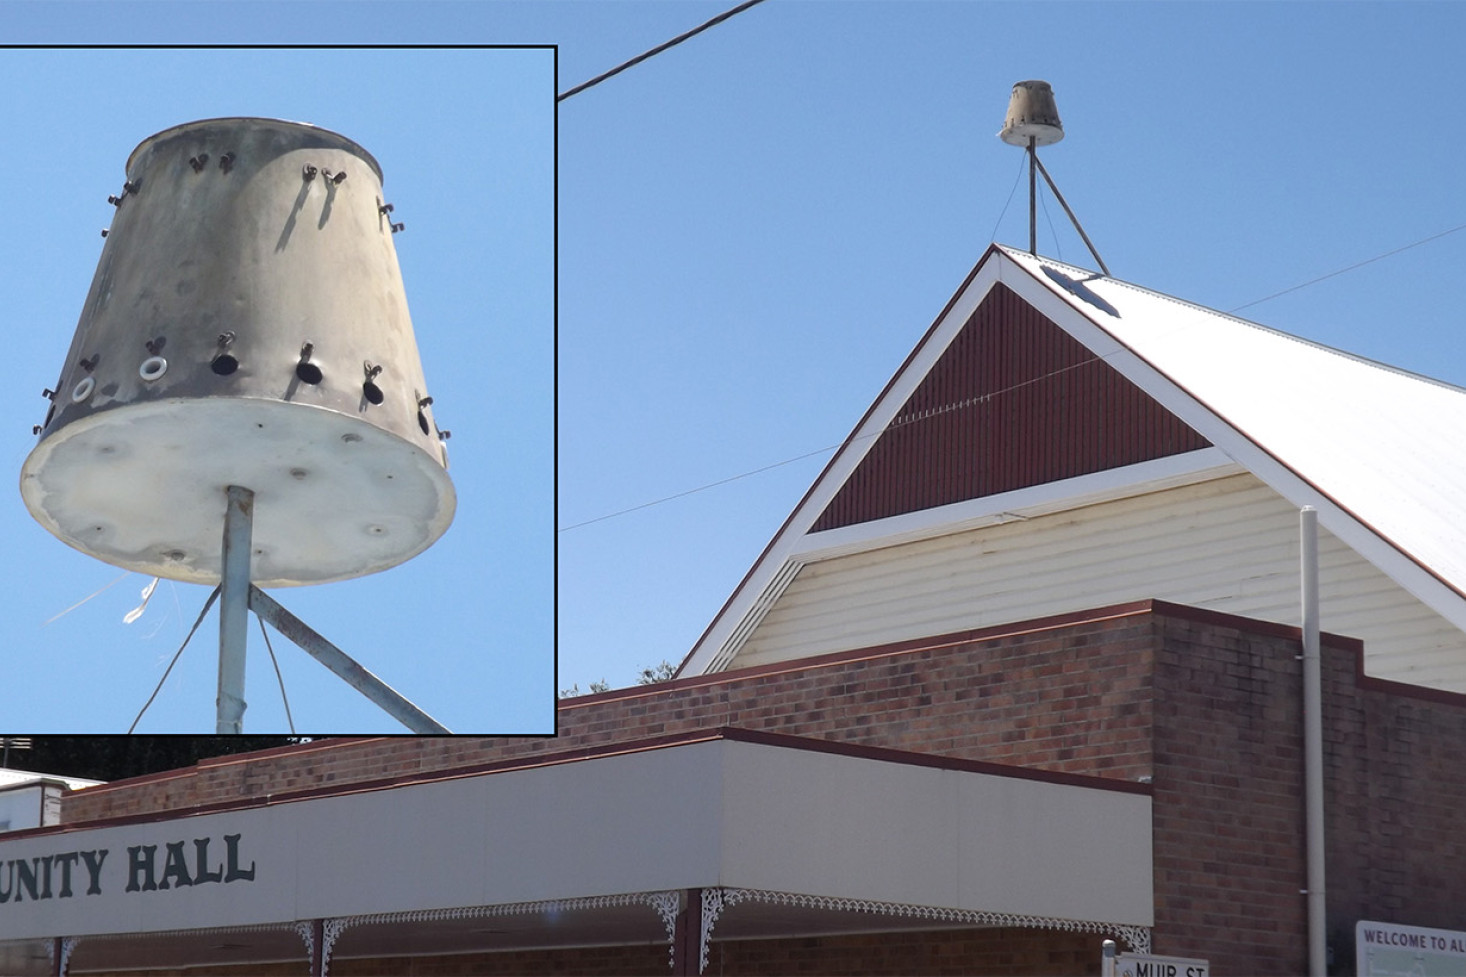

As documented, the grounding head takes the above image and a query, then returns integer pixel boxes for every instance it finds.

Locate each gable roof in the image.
[813,279,1211,530]
[678,244,1466,686]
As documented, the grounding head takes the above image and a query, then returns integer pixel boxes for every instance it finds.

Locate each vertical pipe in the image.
[1300,507,1326,975]
[217,485,254,734]
[1028,137,1037,255]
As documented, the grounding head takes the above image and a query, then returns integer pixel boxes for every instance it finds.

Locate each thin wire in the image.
[1039,178,1062,262]
[258,616,296,736]
[43,570,129,626]
[557,0,768,102]
[563,218,1466,533]
[1230,219,1466,313]
[559,444,841,532]
[987,152,1027,244]
[558,357,1102,533]
[128,585,220,734]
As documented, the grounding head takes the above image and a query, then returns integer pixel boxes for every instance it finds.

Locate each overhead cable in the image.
[565,179,1466,534]
[557,0,768,102]
[1230,220,1466,312]
[556,358,1101,534]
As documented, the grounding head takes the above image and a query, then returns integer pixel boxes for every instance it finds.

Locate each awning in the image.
[0,729,1152,972]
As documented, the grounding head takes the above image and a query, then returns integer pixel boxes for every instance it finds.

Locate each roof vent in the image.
[999,80,1064,148]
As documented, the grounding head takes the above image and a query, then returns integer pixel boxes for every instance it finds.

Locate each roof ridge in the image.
[996,244,1466,398]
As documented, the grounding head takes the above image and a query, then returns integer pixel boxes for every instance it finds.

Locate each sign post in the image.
[1113,952,1210,977]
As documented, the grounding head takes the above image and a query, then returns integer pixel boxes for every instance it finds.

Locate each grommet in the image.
[296,341,322,385]
[70,376,96,403]
[139,356,168,382]
[362,361,384,405]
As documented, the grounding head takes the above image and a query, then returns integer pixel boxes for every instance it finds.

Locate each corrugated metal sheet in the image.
[999,246,1466,616]
[738,473,1466,690]
[814,284,1210,532]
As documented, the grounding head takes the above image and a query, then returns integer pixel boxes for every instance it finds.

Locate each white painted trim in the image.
[684,258,1004,676]
[708,559,804,673]
[793,449,1240,564]
[699,887,1151,972]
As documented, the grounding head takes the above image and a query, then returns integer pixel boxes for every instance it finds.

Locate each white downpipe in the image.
[1300,507,1326,975]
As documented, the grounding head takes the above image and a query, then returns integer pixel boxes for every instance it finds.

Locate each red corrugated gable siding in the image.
[813,284,1210,531]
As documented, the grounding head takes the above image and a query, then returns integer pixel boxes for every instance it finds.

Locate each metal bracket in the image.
[248,585,450,733]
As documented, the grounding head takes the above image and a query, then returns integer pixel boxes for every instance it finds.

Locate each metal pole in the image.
[1300,507,1327,976]
[1101,939,1117,977]
[248,585,451,733]
[1032,152,1112,277]
[217,485,254,734]
[1028,137,1037,255]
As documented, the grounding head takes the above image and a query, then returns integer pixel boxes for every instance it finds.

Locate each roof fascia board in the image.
[997,253,1466,646]
[793,448,1240,564]
[680,250,1008,676]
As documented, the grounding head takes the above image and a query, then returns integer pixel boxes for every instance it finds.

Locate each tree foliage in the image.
[558,660,676,699]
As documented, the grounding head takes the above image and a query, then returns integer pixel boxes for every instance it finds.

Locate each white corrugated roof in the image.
[997,245,1466,640]
[0,767,105,791]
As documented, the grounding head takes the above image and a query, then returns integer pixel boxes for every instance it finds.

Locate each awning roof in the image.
[0,728,1152,947]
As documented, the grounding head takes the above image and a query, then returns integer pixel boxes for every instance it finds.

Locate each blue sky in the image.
[4,2,1466,731]
[557,1,1466,694]
[0,39,552,733]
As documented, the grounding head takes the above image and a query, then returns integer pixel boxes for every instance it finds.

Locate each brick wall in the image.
[1150,610,1309,974]
[1324,669,1466,973]
[62,605,1159,824]
[57,600,1466,976]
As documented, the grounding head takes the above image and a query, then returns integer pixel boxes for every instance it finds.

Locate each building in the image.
[2,245,1464,975]
[0,770,103,835]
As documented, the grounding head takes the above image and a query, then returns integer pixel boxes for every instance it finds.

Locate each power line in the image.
[1229,220,1466,313]
[557,0,768,102]
[557,357,1103,534]
[558,444,840,533]
[560,216,1466,534]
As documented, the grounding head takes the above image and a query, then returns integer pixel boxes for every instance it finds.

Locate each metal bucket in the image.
[999,80,1065,147]
[21,118,455,586]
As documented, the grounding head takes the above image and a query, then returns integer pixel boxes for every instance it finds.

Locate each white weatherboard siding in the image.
[734,473,1466,690]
